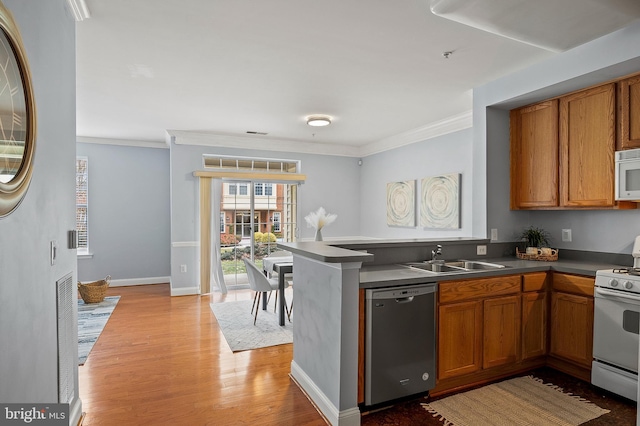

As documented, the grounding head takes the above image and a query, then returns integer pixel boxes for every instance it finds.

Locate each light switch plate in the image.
[562,229,572,242]
[50,240,57,265]
[490,228,498,241]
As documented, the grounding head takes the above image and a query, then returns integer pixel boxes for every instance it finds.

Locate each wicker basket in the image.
[516,248,558,262]
[78,275,111,303]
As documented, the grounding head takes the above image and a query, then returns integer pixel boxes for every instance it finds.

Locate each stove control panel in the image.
[596,269,640,294]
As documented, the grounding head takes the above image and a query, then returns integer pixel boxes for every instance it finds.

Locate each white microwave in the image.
[616,148,640,201]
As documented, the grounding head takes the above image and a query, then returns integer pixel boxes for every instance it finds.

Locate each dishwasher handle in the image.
[366,283,437,300]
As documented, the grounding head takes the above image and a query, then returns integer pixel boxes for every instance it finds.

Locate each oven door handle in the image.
[595,287,640,303]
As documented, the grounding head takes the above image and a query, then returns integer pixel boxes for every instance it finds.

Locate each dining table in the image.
[262,255,293,326]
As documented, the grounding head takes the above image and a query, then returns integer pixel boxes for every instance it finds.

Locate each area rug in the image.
[78,296,120,365]
[210,298,293,352]
[421,375,610,426]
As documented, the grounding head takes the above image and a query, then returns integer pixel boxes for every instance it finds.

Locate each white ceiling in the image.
[74,0,640,153]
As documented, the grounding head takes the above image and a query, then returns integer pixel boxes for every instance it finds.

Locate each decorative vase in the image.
[315,229,323,241]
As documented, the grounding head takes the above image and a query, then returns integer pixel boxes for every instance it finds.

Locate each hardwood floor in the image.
[79,283,637,426]
[78,284,326,425]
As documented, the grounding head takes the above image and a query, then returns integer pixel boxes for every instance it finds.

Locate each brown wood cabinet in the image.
[510,80,635,210]
[559,83,616,207]
[438,300,483,379]
[510,100,559,209]
[618,74,640,150]
[521,272,548,361]
[483,295,521,369]
[438,275,521,380]
[548,273,594,381]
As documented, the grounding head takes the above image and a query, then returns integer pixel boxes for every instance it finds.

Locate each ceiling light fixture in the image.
[306,115,332,127]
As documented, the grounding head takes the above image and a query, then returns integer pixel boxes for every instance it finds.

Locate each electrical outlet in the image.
[180,264,187,273]
[490,228,498,241]
[477,245,487,255]
[562,229,572,242]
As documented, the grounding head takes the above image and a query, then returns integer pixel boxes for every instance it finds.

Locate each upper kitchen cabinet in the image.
[559,83,615,207]
[511,81,635,210]
[510,100,559,209]
[618,74,640,150]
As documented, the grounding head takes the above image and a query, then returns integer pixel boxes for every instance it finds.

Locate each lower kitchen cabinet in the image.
[437,275,521,382]
[483,295,521,369]
[550,292,594,367]
[522,291,547,360]
[549,273,594,381]
[521,272,548,361]
[438,300,483,379]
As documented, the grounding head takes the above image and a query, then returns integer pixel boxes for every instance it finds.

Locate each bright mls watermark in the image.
[0,404,68,425]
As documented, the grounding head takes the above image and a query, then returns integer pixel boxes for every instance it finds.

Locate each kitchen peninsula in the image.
[279,238,631,426]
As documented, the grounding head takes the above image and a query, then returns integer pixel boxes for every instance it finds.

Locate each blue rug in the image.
[78,296,120,365]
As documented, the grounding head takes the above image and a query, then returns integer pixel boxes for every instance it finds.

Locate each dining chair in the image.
[244,258,289,325]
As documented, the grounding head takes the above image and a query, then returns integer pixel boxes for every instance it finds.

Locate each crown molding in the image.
[168,110,472,158]
[79,111,472,157]
[66,0,91,22]
[358,110,473,157]
[167,130,362,157]
[77,136,168,149]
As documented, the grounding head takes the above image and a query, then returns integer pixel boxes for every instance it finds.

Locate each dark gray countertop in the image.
[359,257,625,289]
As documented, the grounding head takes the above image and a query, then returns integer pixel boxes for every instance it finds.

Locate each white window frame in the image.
[76,156,91,257]
[272,211,281,232]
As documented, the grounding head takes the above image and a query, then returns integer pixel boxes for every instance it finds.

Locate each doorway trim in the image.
[194,170,306,295]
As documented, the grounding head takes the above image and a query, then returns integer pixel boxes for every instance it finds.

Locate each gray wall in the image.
[475,21,640,255]
[169,141,361,292]
[76,143,170,282]
[359,128,473,238]
[0,0,80,421]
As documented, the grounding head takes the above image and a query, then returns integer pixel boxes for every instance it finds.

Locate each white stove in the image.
[592,237,640,402]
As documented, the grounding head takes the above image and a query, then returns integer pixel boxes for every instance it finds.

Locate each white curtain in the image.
[211,179,227,294]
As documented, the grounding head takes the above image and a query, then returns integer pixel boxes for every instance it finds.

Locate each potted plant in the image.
[520,226,550,255]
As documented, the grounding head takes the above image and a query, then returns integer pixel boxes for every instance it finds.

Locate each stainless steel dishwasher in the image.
[365,282,437,406]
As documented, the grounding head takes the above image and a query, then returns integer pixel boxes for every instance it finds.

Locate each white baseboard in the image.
[69,397,82,426]
[108,276,170,287]
[290,361,361,426]
[170,286,199,296]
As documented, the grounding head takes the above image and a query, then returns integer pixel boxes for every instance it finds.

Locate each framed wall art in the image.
[386,180,416,227]
[420,173,460,229]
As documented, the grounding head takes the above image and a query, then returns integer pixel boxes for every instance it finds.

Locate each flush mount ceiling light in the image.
[306,115,332,127]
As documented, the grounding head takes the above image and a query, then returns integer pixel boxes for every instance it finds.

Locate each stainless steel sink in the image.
[444,260,507,271]
[402,260,507,274]
[404,262,466,273]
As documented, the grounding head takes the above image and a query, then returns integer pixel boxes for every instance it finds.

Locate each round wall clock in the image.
[0,2,36,217]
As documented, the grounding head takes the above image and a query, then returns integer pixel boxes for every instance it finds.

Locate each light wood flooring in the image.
[78,283,327,425]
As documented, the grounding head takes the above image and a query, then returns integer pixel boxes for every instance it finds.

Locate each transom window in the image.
[203,154,300,174]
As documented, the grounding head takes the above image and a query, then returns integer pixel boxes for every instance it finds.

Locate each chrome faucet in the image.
[431,245,443,262]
